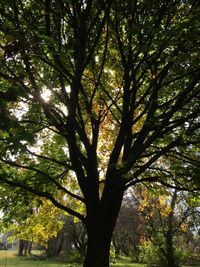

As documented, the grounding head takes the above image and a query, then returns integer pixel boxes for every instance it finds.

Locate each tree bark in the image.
[24,240,28,255]
[83,226,111,267]
[165,190,179,267]
[18,239,26,256]
[28,241,33,255]
[83,187,124,267]
[165,233,178,267]
[58,219,73,259]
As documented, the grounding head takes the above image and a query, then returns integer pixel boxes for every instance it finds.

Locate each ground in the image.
[0,250,198,267]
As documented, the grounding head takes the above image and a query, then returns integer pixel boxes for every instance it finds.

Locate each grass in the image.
[111,257,145,267]
[0,250,78,267]
[0,251,199,267]
[0,252,144,267]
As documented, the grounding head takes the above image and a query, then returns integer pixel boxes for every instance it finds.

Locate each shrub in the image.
[138,240,183,267]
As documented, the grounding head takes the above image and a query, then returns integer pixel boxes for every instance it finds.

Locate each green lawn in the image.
[0,252,143,267]
[0,250,78,267]
[0,251,199,267]
[111,258,145,267]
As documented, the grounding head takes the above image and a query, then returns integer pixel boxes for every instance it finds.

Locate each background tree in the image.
[0,1,200,266]
[9,199,64,249]
[139,188,200,267]
[71,220,87,259]
[113,190,142,260]
[0,187,64,256]
[0,186,37,255]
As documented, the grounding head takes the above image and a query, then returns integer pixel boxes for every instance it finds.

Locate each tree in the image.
[139,188,200,267]
[0,1,200,266]
[71,220,87,259]
[0,187,64,256]
[0,185,36,255]
[0,186,34,227]
[9,199,64,248]
[113,190,142,260]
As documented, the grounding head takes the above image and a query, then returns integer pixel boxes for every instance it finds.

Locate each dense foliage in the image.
[0,1,200,266]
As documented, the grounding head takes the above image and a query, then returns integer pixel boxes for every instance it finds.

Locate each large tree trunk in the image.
[165,232,177,267]
[83,224,112,267]
[165,190,178,267]
[27,241,33,255]
[83,187,124,267]
[18,239,26,256]
[58,218,73,259]
[46,235,63,258]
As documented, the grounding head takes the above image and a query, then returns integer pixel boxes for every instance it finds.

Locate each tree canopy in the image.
[0,1,200,266]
